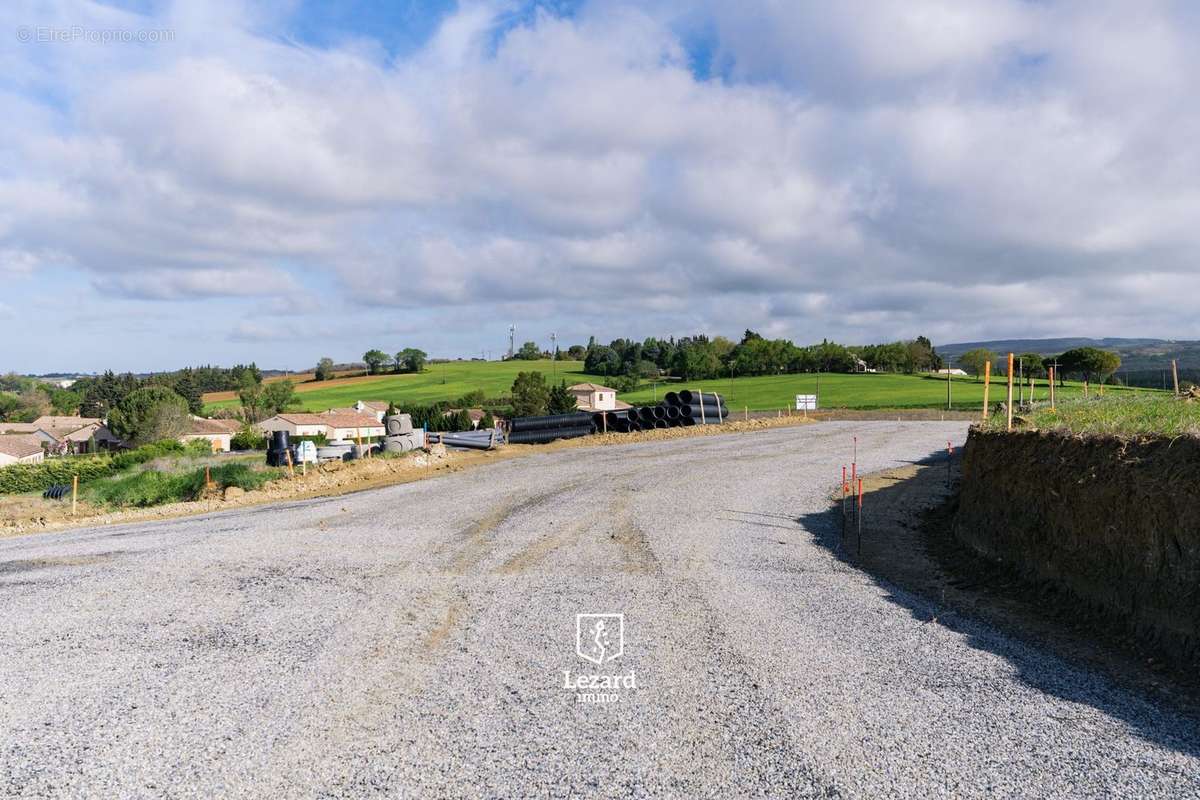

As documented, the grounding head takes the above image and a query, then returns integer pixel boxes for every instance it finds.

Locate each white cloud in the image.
[2,0,1199,372]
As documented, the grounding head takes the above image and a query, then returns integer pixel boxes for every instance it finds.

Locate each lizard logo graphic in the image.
[576,613,624,665]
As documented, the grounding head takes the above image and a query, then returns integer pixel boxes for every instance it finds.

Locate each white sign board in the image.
[795,394,817,411]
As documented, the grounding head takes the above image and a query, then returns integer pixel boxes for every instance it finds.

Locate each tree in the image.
[363,349,390,375]
[172,371,203,414]
[314,357,335,381]
[261,379,299,417]
[515,341,542,360]
[1059,347,1121,385]
[957,349,996,381]
[107,386,190,445]
[584,345,621,376]
[547,381,577,414]
[566,345,586,360]
[480,410,496,429]
[1017,353,1047,378]
[396,348,428,373]
[511,371,550,416]
[237,375,267,423]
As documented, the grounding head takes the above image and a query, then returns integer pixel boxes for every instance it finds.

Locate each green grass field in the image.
[205,359,1162,415]
[982,394,1199,437]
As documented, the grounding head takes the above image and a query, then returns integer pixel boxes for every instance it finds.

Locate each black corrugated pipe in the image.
[654,419,668,429]
[680,416,696,426]
[637,407,656,424]
[508,412,594,433]
[663,391,682,406]
[507,426,593,444]
[680,403,729,419]
[664,406,681,421]
[678,390,724,405]
[651,405,667,420]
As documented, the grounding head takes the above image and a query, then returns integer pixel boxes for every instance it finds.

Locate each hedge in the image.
[0,439,189,495]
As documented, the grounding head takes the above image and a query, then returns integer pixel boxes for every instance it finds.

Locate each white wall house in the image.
[256,412,384,442]
[568,383,629,412]
[0,435,45,467]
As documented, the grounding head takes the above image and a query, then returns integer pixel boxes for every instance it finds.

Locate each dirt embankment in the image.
[953,429,1200,665]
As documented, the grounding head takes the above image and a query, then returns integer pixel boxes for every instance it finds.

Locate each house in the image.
[28,416,121,453]
[852,357,877,374]
[0,423,57,446]
[256,412,385,442]
[181,417,241,452]
[567,383,630,412]
[0,434,46,466]
[322,401,390,423]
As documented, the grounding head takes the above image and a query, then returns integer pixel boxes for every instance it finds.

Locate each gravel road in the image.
[1,421,1197,798]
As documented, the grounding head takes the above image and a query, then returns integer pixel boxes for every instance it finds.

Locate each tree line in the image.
[954,346,1122,385]
[576,331,943,381]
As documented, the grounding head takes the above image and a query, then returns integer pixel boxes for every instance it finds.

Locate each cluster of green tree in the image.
[955,346,1122,385]
[73,364,261,418]
[0,374,83,422]
[359,348,429,376]
[403,403,475,433]
[581,331,942,381]
[504,342,588,361]
[510,373,579,417]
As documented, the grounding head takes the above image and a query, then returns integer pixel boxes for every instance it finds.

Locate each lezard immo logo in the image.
[565,613,636,704]
[576,613,624,665]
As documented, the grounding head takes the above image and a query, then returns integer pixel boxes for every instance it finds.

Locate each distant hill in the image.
[938,337,1200,388]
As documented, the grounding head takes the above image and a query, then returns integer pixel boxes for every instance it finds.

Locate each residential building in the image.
[181,417,241,452]
[26,416,121,453]
[255,412,384,442]
[567,383,630,412]
[0,434,46,466]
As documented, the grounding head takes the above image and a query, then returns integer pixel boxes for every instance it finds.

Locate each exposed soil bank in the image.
[953,428,1200,666]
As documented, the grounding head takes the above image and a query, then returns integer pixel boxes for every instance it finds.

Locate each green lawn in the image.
[622,372,1156,412]
[204,361,1162,415]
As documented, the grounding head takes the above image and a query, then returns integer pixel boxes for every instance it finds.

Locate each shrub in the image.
[230,425,265,451]
[0,457,113,494]
[86,463,281,508]
[0,439,189,495]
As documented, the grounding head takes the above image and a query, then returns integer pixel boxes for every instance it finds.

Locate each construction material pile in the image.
[382,414,425,453]
[597,390,728,434]
[505,412,596,445]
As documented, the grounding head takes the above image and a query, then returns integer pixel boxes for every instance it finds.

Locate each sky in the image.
[2,0,1199,373]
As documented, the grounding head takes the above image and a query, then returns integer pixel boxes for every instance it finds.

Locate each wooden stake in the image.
[981,360,992,421]
[71,474,78,517]
[1049,367,1056,411]
[744,405,748,421]
[1172,359,1180,396]
[285,447,295,479]
[1006,353,1015,431]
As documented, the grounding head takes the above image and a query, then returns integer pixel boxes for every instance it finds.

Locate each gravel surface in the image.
[1,421,1197,798]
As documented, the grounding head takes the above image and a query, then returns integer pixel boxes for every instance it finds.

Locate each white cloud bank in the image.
[2,0,1199,369]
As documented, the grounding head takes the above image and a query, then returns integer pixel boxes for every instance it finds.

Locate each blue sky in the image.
[2,1,1199,373]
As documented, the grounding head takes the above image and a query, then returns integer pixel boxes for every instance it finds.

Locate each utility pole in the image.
[508,324,516,360]
[946,359,952,410]
[550,332,557,381]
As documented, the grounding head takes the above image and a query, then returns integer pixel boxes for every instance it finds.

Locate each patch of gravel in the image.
[0,421,1197,798]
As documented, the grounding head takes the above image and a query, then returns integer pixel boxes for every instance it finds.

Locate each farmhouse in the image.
[181,417,241,452]
[568,383,630,412]
[0,434,46,466]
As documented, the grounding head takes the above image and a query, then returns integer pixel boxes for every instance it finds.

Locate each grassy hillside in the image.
[205,360,1160,415]
[982,395,1200,437]
[204,361,591,412]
